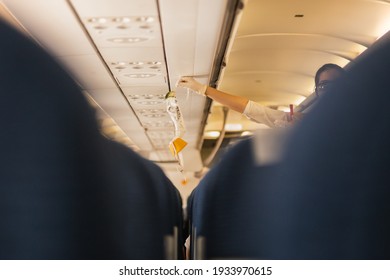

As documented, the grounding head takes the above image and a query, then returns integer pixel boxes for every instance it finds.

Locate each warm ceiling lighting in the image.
[112,17,131,23]
[295,95,307,105]
[110,61,162,72]
[111,61,127,70]
[106,37,149,43]
[204,131,221,139]
[143,113,166,118]
[225,123,243,131]
[129,61,145,65]
[111,61,127,65]
[128,94,165,100]
[147,61,162,65]
[241,131,253,137]
[88,17,107,23]
[143,94,158,99]
[136,100,164,105]
[135,16,154,23]
[277,106,290,112]
[123,73,158,78]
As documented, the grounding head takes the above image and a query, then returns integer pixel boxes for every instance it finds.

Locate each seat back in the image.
[108,140,185,259]
[0,20,164,259]
[188,139,277,259]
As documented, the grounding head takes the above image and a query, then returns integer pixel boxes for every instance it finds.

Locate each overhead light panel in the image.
[106,37,149,43]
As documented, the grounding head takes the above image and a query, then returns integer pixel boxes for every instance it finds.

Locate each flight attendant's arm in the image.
[176,76,298,128]
[203,86,249,113]
[177,76,248,113]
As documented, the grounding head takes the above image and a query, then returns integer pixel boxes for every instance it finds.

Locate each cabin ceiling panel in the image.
[142,121,173,131]
[232,35,367,61]
[58,55,117,90]
[159,0,226,84]
[122,85,168,95]
[122,86,167,108]
[81,17,163,49]
[2,0,95,56]
[87,88,138,119]
[98,48,167,87]
[130,100,166,110]
[70,0,229,163]
[68,0,174,159]
[136,110,171,124]
[128,99,166,110]
[115,74,167,87]
[225,49,351,74]
[86,88,151,150]
[69,0,158,17]
[237,0,390,45]
[220,72,313,104]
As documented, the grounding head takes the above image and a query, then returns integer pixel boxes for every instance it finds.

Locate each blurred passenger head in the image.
[315,63,345,96]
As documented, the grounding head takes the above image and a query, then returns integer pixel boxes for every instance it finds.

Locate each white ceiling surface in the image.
[208,0,390,132]
[2,0,230,175]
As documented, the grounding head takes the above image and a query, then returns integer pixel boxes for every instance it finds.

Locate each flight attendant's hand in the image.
[176,77,207,96]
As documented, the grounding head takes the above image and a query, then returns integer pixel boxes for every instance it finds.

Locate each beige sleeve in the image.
[242,100,290,128]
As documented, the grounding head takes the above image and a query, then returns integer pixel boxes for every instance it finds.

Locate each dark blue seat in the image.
[107,140,185,259]
[0,20,165,259]
[144,160,185,259]
[187,138,276,259]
